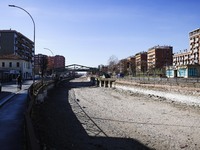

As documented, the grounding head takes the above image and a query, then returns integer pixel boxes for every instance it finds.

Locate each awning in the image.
[9,70,20,74]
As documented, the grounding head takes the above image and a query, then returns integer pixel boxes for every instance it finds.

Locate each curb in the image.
[0,93,16,107]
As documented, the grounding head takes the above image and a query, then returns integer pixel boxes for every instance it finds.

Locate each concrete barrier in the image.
[113,79,200,106]
[25,80,56,150]
[97,78,116,88]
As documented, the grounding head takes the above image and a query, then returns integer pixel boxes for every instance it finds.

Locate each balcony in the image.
[194,60,198,63]
[194,43,199,47]
[190,55,194,59]
[190,39,194,43]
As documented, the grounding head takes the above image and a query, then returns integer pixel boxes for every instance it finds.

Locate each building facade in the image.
[173,28,200,66]
[34,54,48,75]
[167,28,200,78]
[0,30,34,79]
[0,30,34,61]
[189,28,200,64]
[0,55,32,81]
[173,50,190,66]
[135,52,147,76]
[54,55,65,69]
[148,46,173,70]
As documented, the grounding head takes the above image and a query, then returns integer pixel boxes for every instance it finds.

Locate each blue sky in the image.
[1,0,200,67]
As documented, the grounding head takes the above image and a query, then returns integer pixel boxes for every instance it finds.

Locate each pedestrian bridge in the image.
[55,64,99,72]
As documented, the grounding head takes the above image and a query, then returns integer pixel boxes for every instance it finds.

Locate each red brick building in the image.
[147,45,173,71]
[54,55,65,69]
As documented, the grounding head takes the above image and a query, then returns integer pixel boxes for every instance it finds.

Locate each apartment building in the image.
[189,28,200,64]
[135,52,147,75]
[34,54,66,75]
[47,56,54,72]
[148,46,173,70]
[0,30,34,79]
[0,54,32,81]
[168,28,200,78]
[34,54,48,75]
[173,28,200,66]
[54,55,65,69]
[173,50,190,66]
[0,30,34,61]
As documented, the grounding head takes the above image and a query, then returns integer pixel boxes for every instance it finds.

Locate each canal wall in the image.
[113,79,200,106]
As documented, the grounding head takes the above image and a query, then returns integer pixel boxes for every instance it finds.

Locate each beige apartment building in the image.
[135,52,147,75]
[173,50,190,66]
[189,28,200,64]
[173,28,200,66]
[169,28,200,78]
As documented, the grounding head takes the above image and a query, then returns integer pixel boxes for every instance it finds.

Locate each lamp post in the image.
[44,48,54,56]
[9,4,36,83]
[44,48,54,75]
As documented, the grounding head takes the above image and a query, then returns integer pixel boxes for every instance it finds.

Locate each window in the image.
[178,68,186,77]
[9,62,12,67]
[166,69,173,77]
[17,62,20,67]
[2,62,5,67]
[188,68,197,77]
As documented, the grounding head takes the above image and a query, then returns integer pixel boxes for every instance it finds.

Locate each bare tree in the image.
[40,55,48,78]
[107,55,119,75]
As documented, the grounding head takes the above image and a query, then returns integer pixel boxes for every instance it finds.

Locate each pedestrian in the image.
[16,74,22,89]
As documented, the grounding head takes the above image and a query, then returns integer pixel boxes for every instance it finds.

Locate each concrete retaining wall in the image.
[113,80,200,106]
[35,82,55,103]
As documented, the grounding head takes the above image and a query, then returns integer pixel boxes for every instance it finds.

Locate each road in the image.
[33,78,200,150]
[0,80,32,150]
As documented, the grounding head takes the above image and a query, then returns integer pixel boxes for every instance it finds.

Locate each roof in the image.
[148,45,173,51]
[0,54,26,60]
[0,30,33,44]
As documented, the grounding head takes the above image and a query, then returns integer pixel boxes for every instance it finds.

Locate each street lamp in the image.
[44,48,54,56]
[9,4,36,83]
[44,48,54,75]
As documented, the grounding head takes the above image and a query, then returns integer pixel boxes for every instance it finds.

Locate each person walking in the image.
[16,74,22,89]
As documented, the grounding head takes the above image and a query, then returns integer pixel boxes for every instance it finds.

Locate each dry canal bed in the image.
[33,78,200,150]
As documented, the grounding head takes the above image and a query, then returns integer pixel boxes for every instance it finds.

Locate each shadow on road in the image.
[0,91,13,101]
[32,80,152,150]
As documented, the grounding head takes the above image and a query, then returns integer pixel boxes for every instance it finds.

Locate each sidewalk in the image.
[0,80,32,150]
[0,81,22,107]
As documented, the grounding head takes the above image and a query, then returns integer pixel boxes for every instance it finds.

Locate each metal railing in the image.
[24,77,74,150]
[25,79,56,150]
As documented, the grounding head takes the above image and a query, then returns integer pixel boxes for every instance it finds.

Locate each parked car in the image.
[117,73,124,78]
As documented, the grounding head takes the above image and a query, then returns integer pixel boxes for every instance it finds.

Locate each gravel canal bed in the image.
[32,78,200,150]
